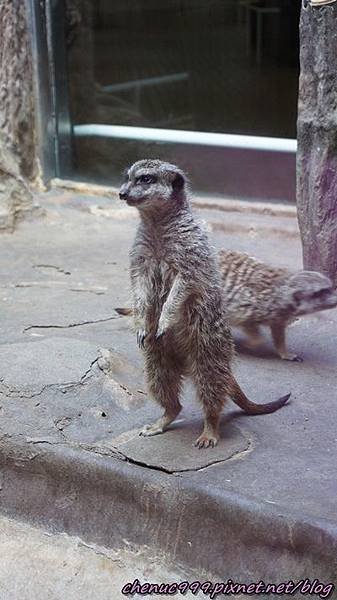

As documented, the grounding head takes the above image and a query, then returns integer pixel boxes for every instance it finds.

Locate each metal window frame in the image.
[74,124,297,154]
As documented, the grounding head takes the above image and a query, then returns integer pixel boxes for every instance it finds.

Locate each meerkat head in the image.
[119,159,188,214]
[287,271,337,316]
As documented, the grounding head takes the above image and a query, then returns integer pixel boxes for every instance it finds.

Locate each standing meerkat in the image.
[217,250,337,362]
[119,159,290,449]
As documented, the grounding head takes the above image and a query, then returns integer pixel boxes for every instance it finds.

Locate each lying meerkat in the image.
[116,253,337,362]
[217,250,337,362]
[119,159,290,449]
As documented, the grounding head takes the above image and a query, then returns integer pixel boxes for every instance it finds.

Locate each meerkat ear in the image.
[172,172,185,192]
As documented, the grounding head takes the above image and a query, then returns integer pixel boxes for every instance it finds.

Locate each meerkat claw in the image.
[137,329,147,348]
[193,435,218,449]
[282,353,303,362]
[291,355,303,362]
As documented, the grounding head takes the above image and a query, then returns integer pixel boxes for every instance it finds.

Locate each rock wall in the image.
[0,0,37,231]
[297,2,337,286]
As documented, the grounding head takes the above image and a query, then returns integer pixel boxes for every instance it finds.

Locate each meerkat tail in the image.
[229,376,290,414]
[115,307,133,316]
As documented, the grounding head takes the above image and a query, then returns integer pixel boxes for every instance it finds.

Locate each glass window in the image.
[62,0,300,201]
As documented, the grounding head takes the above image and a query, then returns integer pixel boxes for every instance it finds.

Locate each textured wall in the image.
[0,0,37,231]
[297,3,337,286]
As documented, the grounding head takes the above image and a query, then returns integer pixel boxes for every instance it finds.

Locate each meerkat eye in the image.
[137,174,155,185]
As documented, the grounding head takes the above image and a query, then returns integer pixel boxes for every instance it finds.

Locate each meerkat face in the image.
[289,271,337,316]
[119,159,186,212]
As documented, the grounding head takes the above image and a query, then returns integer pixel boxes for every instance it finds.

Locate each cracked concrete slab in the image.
[0,286,120,344]
[0,338,99,397]
[105,420,250,473]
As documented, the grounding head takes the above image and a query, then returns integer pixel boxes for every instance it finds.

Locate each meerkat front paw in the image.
[193,433,218,449]
[155,328,166,340]
[136,328,147,348]
[155,321,168,340]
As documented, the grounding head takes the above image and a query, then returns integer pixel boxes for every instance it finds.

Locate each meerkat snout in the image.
[119,186,129,201]
[288,271,337,316]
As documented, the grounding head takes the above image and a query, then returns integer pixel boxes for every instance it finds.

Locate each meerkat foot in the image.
[193,433,219,449]
[140,408,180,437]
[194,411,220,449]
[270,323,302,362]
[140,422,165,437]
[280,352,303,362]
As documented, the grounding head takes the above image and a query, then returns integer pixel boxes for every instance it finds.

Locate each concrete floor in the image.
[0,187,336,590]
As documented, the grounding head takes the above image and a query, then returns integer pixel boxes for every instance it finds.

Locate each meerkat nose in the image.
[119,189,129,200]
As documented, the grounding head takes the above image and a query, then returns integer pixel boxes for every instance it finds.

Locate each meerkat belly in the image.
[144,261,176,331]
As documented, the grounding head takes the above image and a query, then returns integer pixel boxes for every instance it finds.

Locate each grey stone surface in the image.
[297,2,337,286]
[0,189,336,584]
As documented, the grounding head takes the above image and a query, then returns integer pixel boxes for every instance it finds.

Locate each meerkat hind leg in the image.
[241,323,264,348]
[270,322,303,362]
[140,359,183,437]
[193,366,224,449]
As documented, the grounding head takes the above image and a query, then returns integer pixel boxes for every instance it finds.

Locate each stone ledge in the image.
[0,435,336,584]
